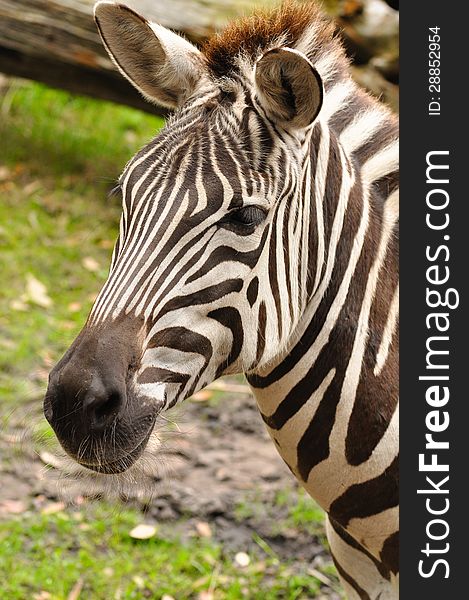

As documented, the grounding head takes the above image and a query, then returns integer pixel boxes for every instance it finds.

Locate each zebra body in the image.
[45,2,399,598]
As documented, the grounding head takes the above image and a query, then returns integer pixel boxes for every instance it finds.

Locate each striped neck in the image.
[247,97,399,560]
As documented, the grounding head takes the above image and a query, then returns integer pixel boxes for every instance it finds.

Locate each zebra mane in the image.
[203,1,347,86]
[202,0,398,172]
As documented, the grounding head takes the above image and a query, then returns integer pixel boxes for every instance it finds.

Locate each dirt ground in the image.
[0,381,340,598]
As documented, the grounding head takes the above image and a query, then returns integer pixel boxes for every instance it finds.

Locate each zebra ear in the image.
[94,2,206,108]
[254,48,323,129]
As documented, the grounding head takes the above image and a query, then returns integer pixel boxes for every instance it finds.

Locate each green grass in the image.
[0,79,162,178]
[274,488,325,538]
[0,503,326,600]
[235,487,326,543]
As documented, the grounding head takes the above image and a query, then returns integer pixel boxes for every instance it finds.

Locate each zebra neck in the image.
[247,120,399,553]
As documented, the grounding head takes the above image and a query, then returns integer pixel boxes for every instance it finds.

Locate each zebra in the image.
[44,1,399,598]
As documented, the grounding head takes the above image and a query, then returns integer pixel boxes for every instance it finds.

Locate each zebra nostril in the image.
[83,381,124,431]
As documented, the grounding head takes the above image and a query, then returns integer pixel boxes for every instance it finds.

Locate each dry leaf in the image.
[0,499,28,514]
[132,575,145,589]
[129,524,157,539]
[162,595,176,600]
[82,257,100,272]
[191,390,213,402]
[68,302,82,313]
[33,592,52,600]
[39,451,65,469]
[67,577,84,600]
[195,521,212,538]
[308,567,334,587]
[234,552,250,567]
[10,299,28,311]
[0,165,11,181]
[24,180,42,195]
[198,592,214,600]
[25,274,53,308]
[41,501,66,515]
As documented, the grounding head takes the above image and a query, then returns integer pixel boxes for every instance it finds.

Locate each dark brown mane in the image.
[203,1,338,78]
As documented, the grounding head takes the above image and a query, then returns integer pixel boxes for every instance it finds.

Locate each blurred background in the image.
[0,1,398,598]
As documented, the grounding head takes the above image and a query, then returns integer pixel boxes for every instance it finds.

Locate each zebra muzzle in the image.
[44,321,163,473]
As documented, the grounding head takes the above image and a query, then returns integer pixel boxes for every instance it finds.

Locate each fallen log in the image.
[0,1,399,113]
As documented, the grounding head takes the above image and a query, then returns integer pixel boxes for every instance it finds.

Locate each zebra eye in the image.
[227,206,266,227]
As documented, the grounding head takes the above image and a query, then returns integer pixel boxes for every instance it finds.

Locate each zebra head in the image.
[44,2,330,474]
